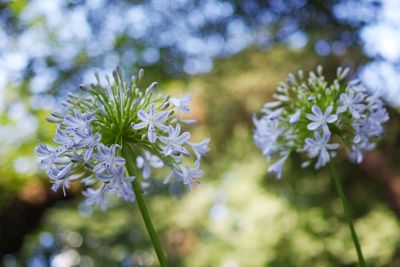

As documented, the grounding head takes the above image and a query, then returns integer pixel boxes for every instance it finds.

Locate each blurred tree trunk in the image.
[362,151,400,216]
[0,181,78,256]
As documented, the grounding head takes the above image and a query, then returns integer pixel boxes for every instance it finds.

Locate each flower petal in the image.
[154,121,169,131]
[143,165,151,179]
[311,105,322,116]
[305,113,319,121]
[132,121,148,130]
[137,110,149,121]
[154,111,169,123]
[325,105,333,115]
[149,104,155,117]
[326,114,338,123]
[307,121,320,131]
[289,110,301,124]
[148,124,157,143]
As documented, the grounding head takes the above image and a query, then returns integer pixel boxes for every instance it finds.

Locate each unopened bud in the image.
[67,92,77,98]
[46,116,62,123]
[98,108,106,115]
[94,72,100,83]
[161,102,170,110]
[138,69,144,80]
[79,84,90,91]
[288,73,296,84]
[146,82,158,94]
[105,75,111,86]
[298,70,304,79]
[113,70,119,84]
[317,65,323,75]
[116,65,122,77]
[51,112,64,118]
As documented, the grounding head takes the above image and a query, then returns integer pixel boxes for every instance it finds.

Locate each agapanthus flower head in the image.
[36,67,209,209]
[253,66,389,178]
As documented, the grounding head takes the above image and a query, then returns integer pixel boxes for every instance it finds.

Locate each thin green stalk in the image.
[329,161,367,267]
[122,144,168,267]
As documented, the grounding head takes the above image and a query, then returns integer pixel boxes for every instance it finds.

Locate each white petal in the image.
[325,105,333,115]
[132,121,148,130]
[154,121,169,131]
[136,156,145,168]
[307,122,320,131]
[311,105,322,116]
[305,113,319,121]
[143,165,151,179]
[148,124,157,143]
[154,111,169,122]
[337,106,346,113]
[149,104,155,117]
[326,114,338,123]
[289,110,301,124]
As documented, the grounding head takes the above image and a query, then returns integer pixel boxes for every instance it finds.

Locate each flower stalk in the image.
[122,143,168,267]
[329,161,367,267]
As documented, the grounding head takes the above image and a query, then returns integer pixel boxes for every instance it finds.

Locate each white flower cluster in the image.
[36,68,209,209]
[253,66,389,178]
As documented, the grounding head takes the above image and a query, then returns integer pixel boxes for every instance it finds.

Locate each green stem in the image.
[329,161,367,267]
[122,144,168,267]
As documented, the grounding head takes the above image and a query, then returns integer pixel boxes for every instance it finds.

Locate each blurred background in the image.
[1,0,400,266]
